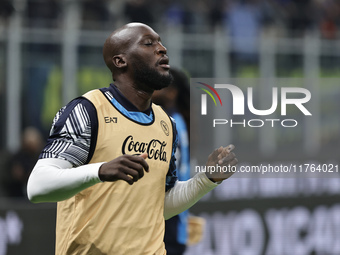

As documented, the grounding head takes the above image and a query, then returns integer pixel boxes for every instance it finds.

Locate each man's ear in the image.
[112,54,127,69]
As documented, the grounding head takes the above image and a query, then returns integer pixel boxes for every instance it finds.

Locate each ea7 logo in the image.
[104,117,117,123]
[201,84,312,116]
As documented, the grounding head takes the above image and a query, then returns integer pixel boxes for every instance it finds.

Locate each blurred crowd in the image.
[1,127,43,198]
[0,0,339,39]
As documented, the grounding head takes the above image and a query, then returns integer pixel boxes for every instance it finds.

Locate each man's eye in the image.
[145,41,153,45]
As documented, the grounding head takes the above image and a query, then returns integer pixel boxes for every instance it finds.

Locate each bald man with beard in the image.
[27,23,237,255]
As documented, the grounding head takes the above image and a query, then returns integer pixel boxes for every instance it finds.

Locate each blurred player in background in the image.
[153,68,191,254]
[6,127,43,197]
[27,23,237,255]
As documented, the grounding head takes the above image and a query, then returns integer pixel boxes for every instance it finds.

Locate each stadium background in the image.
[0,0,339,254]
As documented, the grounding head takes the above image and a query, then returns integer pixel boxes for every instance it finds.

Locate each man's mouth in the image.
[158,57,170,69]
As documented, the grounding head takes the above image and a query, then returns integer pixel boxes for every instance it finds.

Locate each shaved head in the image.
[102,22,171,92]
[103,23,157,80]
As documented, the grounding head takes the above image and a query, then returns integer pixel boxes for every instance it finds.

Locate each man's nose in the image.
[156,42,167,55]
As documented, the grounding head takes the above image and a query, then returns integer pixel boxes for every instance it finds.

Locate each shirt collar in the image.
[108,83,152,115]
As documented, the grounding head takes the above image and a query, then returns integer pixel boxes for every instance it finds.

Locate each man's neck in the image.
[114,81,153,112]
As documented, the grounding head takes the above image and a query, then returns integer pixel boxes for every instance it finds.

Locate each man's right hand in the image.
[98,153,149,185]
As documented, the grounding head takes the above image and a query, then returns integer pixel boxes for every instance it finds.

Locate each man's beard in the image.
[133,62,173,90]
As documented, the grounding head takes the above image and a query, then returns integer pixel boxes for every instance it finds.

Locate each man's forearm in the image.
[27,158,103,203]
[164,172,220,220]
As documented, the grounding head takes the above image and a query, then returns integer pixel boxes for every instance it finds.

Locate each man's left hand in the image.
[205,144,238,182]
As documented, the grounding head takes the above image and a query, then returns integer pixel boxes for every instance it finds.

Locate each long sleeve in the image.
[27,158,103,203]
[27,97,102,203]
[164,172,220,220]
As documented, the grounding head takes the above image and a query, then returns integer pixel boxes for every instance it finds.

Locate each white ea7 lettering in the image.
[202,84,312,116]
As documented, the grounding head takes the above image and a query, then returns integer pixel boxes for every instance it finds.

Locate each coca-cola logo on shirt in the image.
[122,135,168,162]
